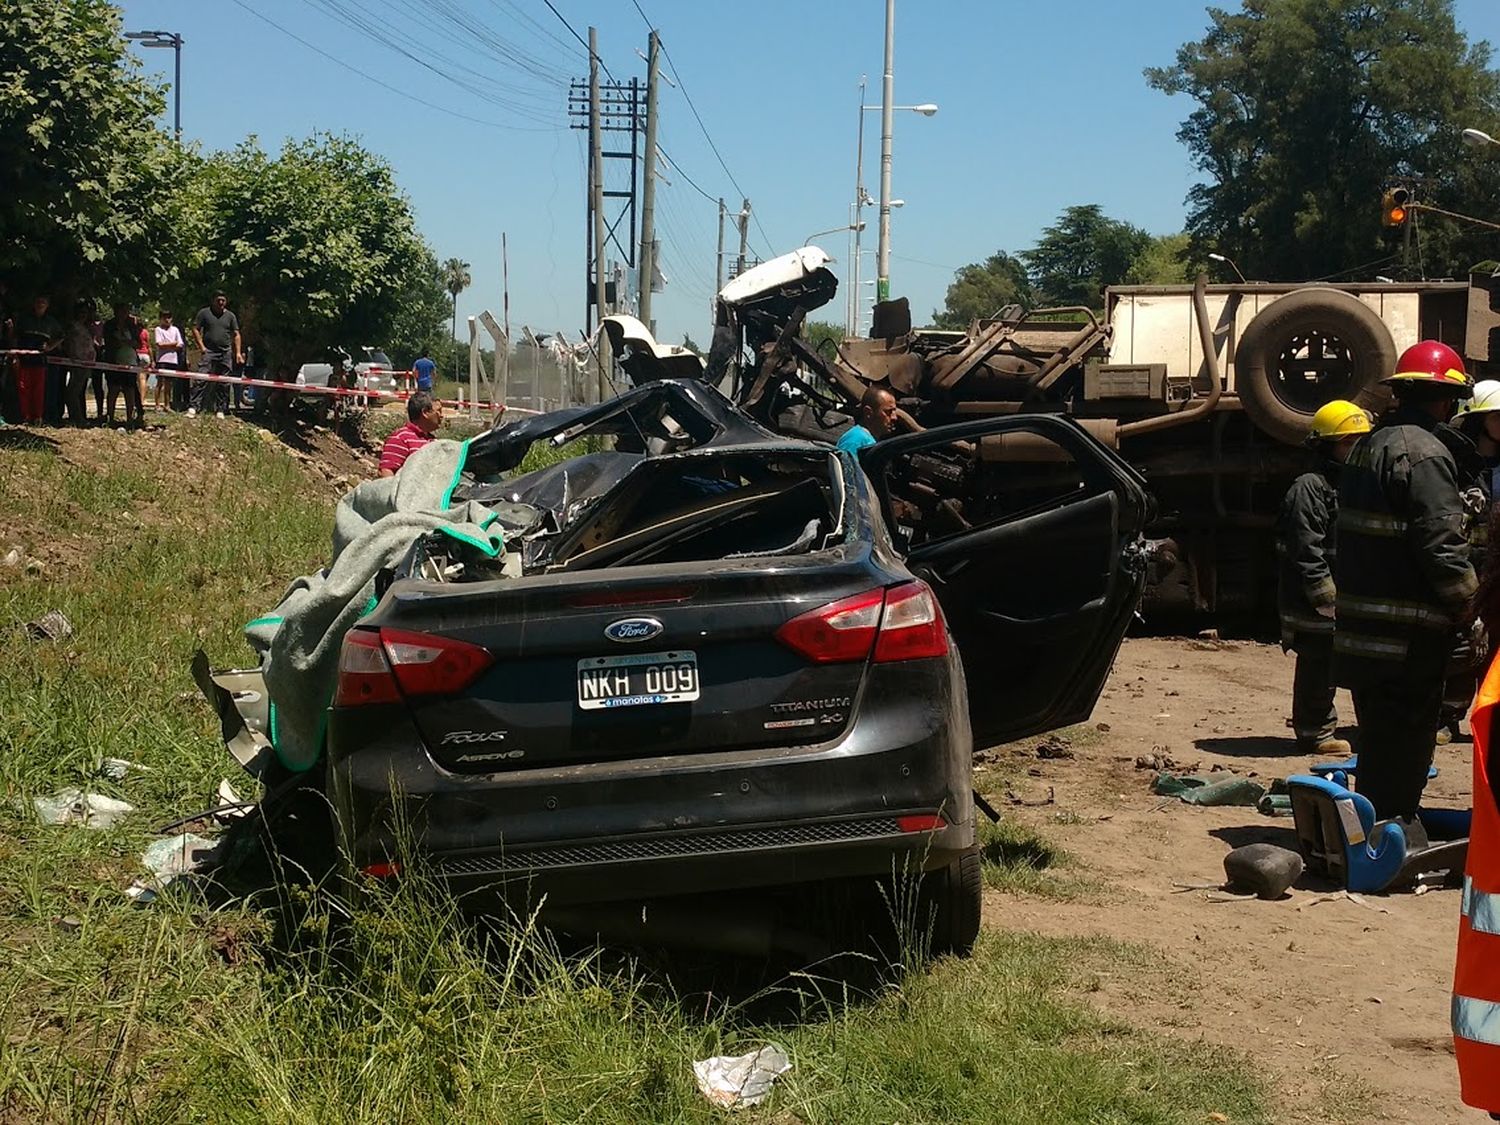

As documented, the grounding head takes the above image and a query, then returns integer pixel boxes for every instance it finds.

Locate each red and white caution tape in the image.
[0,350,539,415]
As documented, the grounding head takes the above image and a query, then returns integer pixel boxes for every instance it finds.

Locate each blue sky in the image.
[117,0,1500,348]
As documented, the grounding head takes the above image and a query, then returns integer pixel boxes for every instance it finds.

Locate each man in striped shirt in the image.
[379,392,444,477]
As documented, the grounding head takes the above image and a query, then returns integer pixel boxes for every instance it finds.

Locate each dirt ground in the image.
[985,635,1482,1123]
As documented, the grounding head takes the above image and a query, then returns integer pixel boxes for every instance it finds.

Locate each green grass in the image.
[0,419,1270,1123]
[979,819,1104,902]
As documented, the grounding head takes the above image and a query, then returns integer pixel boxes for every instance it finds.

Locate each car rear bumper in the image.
[327,656,974,905]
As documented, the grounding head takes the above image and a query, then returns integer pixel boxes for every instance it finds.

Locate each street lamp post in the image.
[1207,252,1247,284]
[805,221,865,247]
[849,92,935,334]
[1463,128,1500,150]
[125,30,184,140]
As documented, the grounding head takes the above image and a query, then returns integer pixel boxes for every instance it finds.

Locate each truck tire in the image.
[1235,287,1395,445]
[924,846,983,958]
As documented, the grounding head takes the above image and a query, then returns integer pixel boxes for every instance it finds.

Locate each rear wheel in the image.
[923,846,983,958]
[1235,287,1395,445]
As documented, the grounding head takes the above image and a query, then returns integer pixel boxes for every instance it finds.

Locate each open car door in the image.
[861,414,1151,748]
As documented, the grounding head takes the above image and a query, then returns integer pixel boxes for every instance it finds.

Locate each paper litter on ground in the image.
[692,1045,791,1109]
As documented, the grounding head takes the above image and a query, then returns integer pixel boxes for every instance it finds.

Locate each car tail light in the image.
[873,582,949,663]
[897,814,948,833]
[379,628,495,698]
[334,628,494,706]
[775,582,948,665]
[774,588,885,664]
[335,629,400,706]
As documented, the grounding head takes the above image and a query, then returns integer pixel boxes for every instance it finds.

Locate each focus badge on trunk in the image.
[604,617,664,643]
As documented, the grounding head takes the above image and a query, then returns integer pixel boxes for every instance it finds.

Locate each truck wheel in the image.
[1235,287,1395,445]
[924,846,983,958]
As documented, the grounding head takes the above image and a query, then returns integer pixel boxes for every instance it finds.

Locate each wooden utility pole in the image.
[736,197,751,278]
[588,26,609,402]
[637,30,661,331]
[716,197,726,293]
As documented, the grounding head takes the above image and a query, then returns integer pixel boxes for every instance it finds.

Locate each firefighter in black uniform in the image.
[1333,340,1478,823]
[1276,400,1369,755]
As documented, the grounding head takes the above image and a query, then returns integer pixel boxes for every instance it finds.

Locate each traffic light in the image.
[1382,187,1412,227]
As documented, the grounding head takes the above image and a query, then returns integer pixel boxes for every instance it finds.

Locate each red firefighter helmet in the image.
[1383,340,1473,395]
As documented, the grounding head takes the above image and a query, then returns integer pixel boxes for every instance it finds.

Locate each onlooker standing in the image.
[134,321,151,419]
[14,295,62,425]
[152,310,184,413]
[61,300,101,427]
[378,392,445,477]
[100,304,143,428]
[0,283,15,424]
[190,291,241,418]
[413,348,436,394]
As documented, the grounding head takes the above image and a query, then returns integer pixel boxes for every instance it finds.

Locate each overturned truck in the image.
[609,250,1500,623]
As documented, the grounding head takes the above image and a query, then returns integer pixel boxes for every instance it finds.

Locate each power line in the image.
[623,0,775,257]
[540,0,614,80]
[230,0,552,131]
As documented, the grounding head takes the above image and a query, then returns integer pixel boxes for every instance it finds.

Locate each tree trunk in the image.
[451,296,458,381]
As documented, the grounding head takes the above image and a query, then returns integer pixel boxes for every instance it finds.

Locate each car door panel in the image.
[860,414,1150,747]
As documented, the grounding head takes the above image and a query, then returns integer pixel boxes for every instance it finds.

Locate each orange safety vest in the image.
[1455,653,1500,1110]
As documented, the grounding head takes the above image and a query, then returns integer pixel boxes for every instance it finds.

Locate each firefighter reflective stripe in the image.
[1337,595,1453,630]
[1455,994,1500,1047]
[1280,611,1334,635]
[1333,633,1409,660]
[1462,877,1500,936]
[1340,510,1410,537]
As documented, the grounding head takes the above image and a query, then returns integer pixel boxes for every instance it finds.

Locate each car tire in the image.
[924,845,983,958]
[1234,287,1395,446]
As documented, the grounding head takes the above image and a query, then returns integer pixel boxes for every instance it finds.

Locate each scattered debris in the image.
[33,789,134,829]
[1300,890,1391,914]
[1135,751,1199,772]
[143,833,222,880]
[1006,786,1056,807]
[1151,772,1265,807]
[214,779,251,822]
[96,758,148,781]
[1034,737,1074,760]
[1,546,23,569]
[1223,843,1305,900]
[53,915,82,933]
[1095,722,1111,733]
[1198,628,1220,641]
[23,609,73,641]
[692,1045,791,1109]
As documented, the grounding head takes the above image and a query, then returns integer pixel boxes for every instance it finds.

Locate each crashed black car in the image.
[278,380,1146,956]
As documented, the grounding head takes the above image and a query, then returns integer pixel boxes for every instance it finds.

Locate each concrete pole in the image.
[737,198,750,278]
[876,0,895,302]
[589,27,610,402]
[716,198,727,293]
[638,31,661,331]
[501,232,510,409]
[850,75,866,335]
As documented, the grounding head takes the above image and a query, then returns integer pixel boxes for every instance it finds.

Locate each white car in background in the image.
[296,347,399,401]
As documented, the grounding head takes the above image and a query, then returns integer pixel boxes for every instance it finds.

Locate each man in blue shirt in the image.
[412,348,436,392]
[836,385,899,454]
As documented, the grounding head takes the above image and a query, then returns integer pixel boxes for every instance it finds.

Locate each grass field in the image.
[0,418,1270,1122]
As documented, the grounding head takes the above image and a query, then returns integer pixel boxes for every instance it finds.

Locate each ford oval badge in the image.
[605,617,663,644]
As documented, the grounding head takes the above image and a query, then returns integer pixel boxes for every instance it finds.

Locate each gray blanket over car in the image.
[244,438,503,773]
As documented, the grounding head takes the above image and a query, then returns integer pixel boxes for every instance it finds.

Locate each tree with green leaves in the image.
[1022,205,1152,308]
[0,0,187,299]
[931,252,1033,330]
[173,134,446,371]
[803,320,846,358]
[1126,232,1199,285]
[1147,0,1500,281]
[443,257,472,379]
